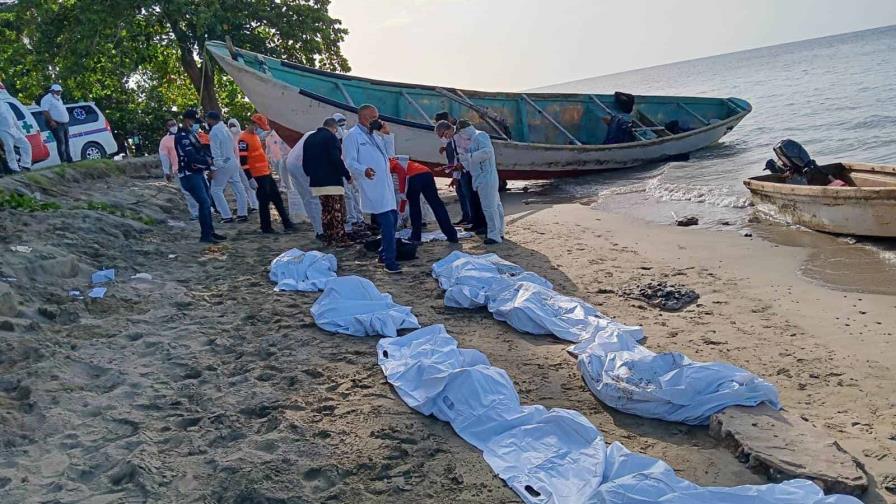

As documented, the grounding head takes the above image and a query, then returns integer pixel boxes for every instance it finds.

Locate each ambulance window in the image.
[67,105,99,127]
[4,102,25,120]
[30,111,49,132]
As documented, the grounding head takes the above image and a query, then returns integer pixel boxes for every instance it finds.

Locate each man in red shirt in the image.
[389,156,458,243]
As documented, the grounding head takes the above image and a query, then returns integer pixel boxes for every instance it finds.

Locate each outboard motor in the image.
[765,139,815,175]
[773,139,815,174]
[764,139,845,185]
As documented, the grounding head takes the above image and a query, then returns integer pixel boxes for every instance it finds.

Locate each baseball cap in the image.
[50,83,63,92]
[250,113,271,131]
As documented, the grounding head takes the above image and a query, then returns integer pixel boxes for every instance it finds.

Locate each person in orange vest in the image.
[238,113,295,234]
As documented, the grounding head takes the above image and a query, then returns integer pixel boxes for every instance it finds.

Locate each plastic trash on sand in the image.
[130,273,153,281]
[91,269,116,285]
[378,325,607,503]
[379,325,862,504]
[269,248,337,292]
[10,245,32,254]
[395,228,474,242]
[311,276,419,337]
[88,287,107,299]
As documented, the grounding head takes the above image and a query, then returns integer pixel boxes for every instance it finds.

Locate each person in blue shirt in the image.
[174,109,227,244]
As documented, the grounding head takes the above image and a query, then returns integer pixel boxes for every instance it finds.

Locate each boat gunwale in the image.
[744,166,896,201]
[206,41,752,152]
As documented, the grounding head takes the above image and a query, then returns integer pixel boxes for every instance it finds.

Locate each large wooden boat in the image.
[207,41,751,180]
[744,163,896,237]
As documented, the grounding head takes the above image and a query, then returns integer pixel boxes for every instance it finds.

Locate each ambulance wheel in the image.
[82,142,107,160]
[499,178,508,192]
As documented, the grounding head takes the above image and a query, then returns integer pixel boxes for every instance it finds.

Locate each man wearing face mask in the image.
[174,109,226,244]
[455,119,504,244]
[342,104,401,273]
[206,111,249,223]
[40,84,73,163]
[239,113,295,234]
[227,118,260,213]
[158,118,198,220]
[333,112,365,233]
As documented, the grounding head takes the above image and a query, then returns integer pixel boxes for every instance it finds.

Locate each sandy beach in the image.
[1,161,894,503]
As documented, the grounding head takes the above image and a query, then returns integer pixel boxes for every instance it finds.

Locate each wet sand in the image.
[1,162,894,502]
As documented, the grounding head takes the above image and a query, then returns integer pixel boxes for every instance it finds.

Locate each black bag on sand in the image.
[363,237,418,261]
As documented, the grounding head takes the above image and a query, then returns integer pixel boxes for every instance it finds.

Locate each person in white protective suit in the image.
[455,119,504,244]
[333,112,366,232]
[0,99,31,173]
[205,111,249,223]
[227,118,259,213]
[285,133,325,239]
[265,128,307,222]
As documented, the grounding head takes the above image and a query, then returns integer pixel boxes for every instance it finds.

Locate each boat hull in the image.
[744,168,896,238]
[212,48,747,180]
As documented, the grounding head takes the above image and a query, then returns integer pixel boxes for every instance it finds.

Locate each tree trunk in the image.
[174,45,220,113]
[164,12,220,112]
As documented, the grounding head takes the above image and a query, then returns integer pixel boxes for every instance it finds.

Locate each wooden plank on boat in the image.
[678,103,710,126]
[434,87,510,141]
[726,98,744,112]
[521,94,582,146]
[401,90,434,126]
[336,82,355,107]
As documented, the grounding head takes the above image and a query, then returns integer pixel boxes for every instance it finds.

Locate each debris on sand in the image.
[623,280,700,311]
[91,269,116,285]
[676,216,699,227]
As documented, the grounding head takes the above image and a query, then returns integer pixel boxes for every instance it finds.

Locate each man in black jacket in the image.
[174,109,226,244]
[303,117,352,246]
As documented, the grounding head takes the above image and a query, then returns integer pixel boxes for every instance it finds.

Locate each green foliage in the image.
[0,0,348,149]
[0,190,61,212]
[83,200,157,226]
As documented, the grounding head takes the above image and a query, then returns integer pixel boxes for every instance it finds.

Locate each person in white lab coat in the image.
[333,112,366,231]
[265,129,290,183]
[285,133,324,239]
[455,119,504,244]
[0,101,31,172]
[342,104,402,273]
[205,111,249,222]
[227,118,259,213]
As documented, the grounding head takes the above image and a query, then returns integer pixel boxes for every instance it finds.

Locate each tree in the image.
[0,0,348,149]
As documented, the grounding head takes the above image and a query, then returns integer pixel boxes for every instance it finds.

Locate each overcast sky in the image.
[328,0,896,91]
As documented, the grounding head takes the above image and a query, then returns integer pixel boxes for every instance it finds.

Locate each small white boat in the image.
[206,41,751,180]
[744,162,896,237]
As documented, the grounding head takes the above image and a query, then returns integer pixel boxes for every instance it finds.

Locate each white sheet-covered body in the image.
[431,252,779,425]
[268,249,337,292]
[379,325,860,504]
[311,276,420,337]
[378,325,607,503]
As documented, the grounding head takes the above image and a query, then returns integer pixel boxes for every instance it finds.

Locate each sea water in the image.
[531,25,896,289]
